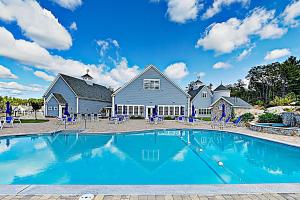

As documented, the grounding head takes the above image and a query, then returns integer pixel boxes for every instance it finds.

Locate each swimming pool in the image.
[1,129,300,185]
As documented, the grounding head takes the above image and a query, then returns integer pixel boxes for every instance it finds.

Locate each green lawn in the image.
[17,119,49,123]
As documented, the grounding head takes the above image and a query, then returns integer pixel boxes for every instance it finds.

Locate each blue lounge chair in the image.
[232,116,242,127]
[149,116,155,124]
[5,116,14,127]
[187,117,195,125]
[177,116,185,123]
[157,116,164,124]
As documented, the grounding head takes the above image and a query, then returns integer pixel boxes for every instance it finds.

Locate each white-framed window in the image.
[164,106,169,115]
[198,108,211,115]
[144,79,160,90]
[129,106,133,115]
[202,92,208,98]
[117,106,122,114]
[53,107,58,110]
[158,106,163,115]
[140,106,145,116]
[134,106,139,115]
[48,106,53,111]
[175,107,180,116]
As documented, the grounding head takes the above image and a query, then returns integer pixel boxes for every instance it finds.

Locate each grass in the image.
[16,119,49,123]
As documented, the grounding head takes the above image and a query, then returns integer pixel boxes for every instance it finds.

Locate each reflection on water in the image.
[0,129,300,184]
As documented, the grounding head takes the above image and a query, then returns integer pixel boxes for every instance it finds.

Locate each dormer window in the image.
[202,92,208,98]
[144,79,160,90]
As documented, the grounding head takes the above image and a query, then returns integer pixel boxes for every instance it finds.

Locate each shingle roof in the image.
[81,73,93,79]
[60,74,112,102]
[214,84,229,91]
[188,85,205,100]
[52,93,67,105]
[223,97,252,108]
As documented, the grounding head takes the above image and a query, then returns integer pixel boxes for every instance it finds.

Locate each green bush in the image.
[130,116,145,119]
[270,92,296,106]
[196,117,211,121]
[164,116,175,120]
[255,100,264,106]
[258,113,282,123]
[240,113,255,122]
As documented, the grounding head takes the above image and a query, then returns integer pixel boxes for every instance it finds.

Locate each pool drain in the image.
[79,194,94,200]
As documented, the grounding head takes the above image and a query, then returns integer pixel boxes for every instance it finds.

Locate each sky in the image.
[0,0,300,98]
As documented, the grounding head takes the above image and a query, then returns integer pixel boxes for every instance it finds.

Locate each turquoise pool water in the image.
[1,129,300,185]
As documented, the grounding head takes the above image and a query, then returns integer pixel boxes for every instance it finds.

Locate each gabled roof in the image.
[211,96,252,108]
[81,73,93,80]
[214,84,229,91]
[52,93,66,105]
[44,74,112,102]
[113,65,190,98]
[188,85,205,100]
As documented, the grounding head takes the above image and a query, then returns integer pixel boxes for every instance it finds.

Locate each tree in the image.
[30,101,42,120]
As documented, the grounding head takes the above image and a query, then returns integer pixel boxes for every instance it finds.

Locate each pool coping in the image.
[1,184,300,195]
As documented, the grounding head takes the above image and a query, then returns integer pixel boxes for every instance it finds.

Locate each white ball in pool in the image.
[218,161,224,166]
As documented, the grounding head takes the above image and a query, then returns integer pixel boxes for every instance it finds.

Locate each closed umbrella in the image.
[192,105,195,117]
[221,104,226,118]
[64,103,70,116]
[115,104,118,115]
[153,105,158,116]
[5,101,10,116]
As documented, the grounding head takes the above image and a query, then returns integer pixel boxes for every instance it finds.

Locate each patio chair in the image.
[231,116,242,127]
[109,117,118,124]
[187,117,195,125]
[4,116,14,127]
[0,120,3,130]
[177,116,185,123]
[220,116,231,129]
[149,116,155,124]
[157,116,164,124]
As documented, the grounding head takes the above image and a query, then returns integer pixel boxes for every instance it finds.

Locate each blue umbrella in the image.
[192,105,195,117]
[115,104,118,115]
[64,103,70,116]
[5,101,10,116]
[180,106,184,116]
[123,105,127,115]
[221,104,226,118]
[153,105,158,116]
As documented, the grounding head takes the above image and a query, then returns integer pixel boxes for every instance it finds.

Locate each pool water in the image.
[1,129,300,185]
[257,123,288,127]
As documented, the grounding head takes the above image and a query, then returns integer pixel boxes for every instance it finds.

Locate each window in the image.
[199,108,211,115]
[169,107,174,116]
[175,107,179,116]
[144,79,160,90]
[140,106,144,116]
[48,106,52,111]
[202,92,208,98]
[129,106,133,115]
[164,106,169,115]
[134,106,139,115]
[124,106,128,115]
[117,106,122,114]
[53,107,58,110]
[158,106,163,115]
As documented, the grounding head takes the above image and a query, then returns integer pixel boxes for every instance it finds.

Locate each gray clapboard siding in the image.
[46,96,59,116]
[78,98,111,114]
[115,67,189,114]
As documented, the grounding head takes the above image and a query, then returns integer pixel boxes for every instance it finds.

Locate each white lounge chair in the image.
[4,116,14,127]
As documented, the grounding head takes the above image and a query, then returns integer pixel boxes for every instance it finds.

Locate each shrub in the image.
[130,116,145,119]
[270,92,296,106]
[258,113,282,123]
[255,100,264,106]
[196,117,211,121]
[164,116,175,120]
[240,112,255,122]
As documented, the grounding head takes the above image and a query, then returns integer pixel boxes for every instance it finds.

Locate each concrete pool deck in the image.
[1,119,300,197]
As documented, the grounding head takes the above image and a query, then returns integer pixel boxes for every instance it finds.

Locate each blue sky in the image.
[0,0,300,98]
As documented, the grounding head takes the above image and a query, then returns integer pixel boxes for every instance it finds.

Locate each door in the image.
[146,106,154,119]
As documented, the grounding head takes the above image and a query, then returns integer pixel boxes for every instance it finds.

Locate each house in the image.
[188,79,252,118]
[43,71,112,117]
[112,65,190,118]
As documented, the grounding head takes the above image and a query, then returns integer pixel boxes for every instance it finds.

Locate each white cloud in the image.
[164,62,189,80]
[237,45,255,61]
[0,65,18,79]
[212,62,231,69]
[34,71,55,82]
[96,38,120,58]
[69,22,77,31]
[282,0,300,27]
[0,81,42,92]
[167,0,201,23]
[202,0,249,20]
[196,8,286,54]
[51,0,82,10]
[0,27,138,89]
[264,48,291,61]
[258,23,287,39]
[0,0,72,50]
[197,72,206,78]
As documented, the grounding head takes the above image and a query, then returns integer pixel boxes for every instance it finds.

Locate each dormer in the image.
[81,69,93,85]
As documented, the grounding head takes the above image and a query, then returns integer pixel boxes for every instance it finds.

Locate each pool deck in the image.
[1,119,300,197]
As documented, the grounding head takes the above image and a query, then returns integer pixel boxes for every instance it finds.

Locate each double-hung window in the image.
[144,79,160,90]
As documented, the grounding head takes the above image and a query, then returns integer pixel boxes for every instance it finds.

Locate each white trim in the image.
[210,97,233,107]
[43,98,46,116]
[112,96,115,117]
[43,74,77,98]
[191,85,212,103]
[113,65,190,98]
[76,97,79,113]
[46,93,60,104]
